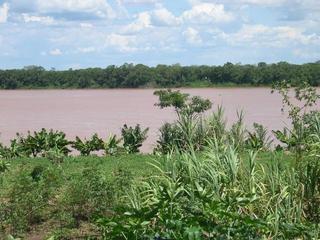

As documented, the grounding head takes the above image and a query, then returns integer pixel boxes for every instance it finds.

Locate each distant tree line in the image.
[0,62,319,89]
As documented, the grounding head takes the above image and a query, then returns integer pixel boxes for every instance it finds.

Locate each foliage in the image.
[154,89,212,116]
[104,134,122,156]
[0,159,10,174]
[0,154,151,238]
[0,166,62,235]
[245,123,273,150]
[154,123,182,154]
[98,145,320,239]
[228,110,246,150]
[0,129,71,159]
[72,133,104,156]
[154,90,212,153]
[56,168,115,227]
[1,62,320,89]
[272,80,320,159]
[121,124,149,154]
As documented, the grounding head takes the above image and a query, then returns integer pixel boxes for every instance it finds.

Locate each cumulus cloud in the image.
[120,0,158,4]
[183,27,202,45]
[49,48,63,55]
[106,33,138,52]
[234,0,286,6]
[122,6,180,33]
[225,24,320,47]
[182,3,234,23]
[0,2,9,23]
[190,0,286,7]
[152,7,181,26]
[36,0,116,19]
[122,12,151,33]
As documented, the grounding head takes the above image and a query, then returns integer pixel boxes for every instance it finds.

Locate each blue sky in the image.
[0,0,319,69]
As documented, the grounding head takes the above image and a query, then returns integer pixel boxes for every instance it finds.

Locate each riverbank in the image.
[0,151,294,239]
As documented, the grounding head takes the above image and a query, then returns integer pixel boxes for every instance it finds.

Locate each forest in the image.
[0,61,319,89]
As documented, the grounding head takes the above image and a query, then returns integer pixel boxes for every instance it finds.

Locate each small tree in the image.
[153,89,212,153]
[272,80,320,161]
[154,89,212,117]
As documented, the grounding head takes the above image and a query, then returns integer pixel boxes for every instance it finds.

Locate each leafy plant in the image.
[272,80,320,159]
[154,123,182,154]
[229,110,246,150]
[245,123,273,150]
[56,168,114,227]
[98,144,319,239]
[72,133,104,156]
[154,89,212,116]
[121,124,149,154]
[0,159,10,174]
[104,134,121,156]
[0,167,62,235]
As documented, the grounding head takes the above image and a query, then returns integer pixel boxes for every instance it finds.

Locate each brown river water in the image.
[0,88,314,152]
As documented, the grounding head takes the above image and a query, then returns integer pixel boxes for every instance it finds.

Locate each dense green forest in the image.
[0,61,319,89]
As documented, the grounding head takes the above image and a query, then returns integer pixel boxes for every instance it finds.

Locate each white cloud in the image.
[0,3,9,23]
[105,33,137,52]
[122,12,151,33]
[36,0,115,19]
[236,0,286,6]
[49,48,63,55]
[190,0,286,7]
[122,6,179,33]
[225,24,320,47]
[182,3,234,24]
[152,7,181,26]
[120,0,158,4]
[183,27,202,45]
[22,14,55,25]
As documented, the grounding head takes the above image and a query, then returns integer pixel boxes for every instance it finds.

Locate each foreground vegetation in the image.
[0,81,319,239]
[0,61,319,89]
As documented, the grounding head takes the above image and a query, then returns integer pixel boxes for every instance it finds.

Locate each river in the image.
[0,88,306,152]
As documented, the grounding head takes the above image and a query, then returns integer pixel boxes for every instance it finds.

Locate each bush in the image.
[0,166,61,235]
[56,168,115,227]
[154,123,182,154]
[72,133,104,156]
[121,124,149,154]
[104,134,122,156]
[98,146,319,239]
[245,123,273,150]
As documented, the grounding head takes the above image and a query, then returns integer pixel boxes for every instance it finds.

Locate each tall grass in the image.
[99,108,320,239]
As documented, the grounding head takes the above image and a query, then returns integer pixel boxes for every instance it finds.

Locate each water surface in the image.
[0,88,307,152]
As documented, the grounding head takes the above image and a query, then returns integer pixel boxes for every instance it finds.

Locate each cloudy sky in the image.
[0,0,319,69]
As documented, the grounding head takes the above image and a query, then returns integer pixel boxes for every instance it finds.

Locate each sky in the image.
[0,0,319,70]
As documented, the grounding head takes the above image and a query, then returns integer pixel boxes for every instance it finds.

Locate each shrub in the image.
[245,123,273,150]
[104,134,122,156]
[121,124,149,154]
[72,133,104,156]
[154,123,182,154]
[0,166,61,235]
[56,168,115,227]
[97,146,319,239]
[0,159,10,174]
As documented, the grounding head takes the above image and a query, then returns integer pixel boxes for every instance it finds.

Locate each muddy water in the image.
[0,88,304,152]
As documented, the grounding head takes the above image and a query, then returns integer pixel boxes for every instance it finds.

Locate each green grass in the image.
[7,151,294,179]
[0,151,296,239]
[8,154,155,179]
